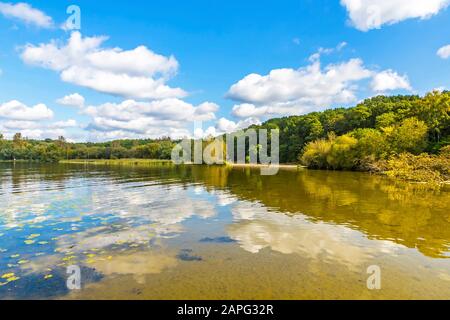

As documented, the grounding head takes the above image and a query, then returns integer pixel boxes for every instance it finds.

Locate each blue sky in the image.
[0,0,450,141]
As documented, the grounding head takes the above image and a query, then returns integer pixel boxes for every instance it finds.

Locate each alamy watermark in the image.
[367,265,381,290]
[64,5,81,31]
[171,123,280,176]
[67,265,81,290]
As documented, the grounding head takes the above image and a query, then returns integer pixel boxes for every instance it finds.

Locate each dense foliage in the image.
[0,134,177,162]
[253,91,450,165]
[379,149,450,184]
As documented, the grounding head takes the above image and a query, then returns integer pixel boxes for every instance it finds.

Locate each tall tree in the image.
[13,133,23,148]
[416,91,450,142]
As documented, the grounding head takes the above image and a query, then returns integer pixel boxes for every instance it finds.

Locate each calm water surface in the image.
[0,163,449,299]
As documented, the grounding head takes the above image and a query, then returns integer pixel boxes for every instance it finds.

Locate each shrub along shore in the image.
[59,159,175,166]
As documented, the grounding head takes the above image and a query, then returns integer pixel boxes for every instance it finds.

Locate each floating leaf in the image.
[10,254,20,258]
[27,234,40,239]
[62,256,76,261]
[6,276,20,282]
[0,273,20,283]
[44,275,53,280]
[24,240,35,245]
[1,273,15,279]
[18,260,29,265]
[38,241,49,245]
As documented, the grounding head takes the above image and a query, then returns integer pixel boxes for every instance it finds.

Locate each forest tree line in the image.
[252,91,449,163]
[0,135,177,163]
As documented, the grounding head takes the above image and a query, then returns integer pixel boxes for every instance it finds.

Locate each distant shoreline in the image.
[58,159,304,170]
[59,159,174,166]
[227,163,303,170]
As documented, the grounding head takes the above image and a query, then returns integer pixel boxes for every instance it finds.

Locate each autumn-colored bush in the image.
[300,138,332,169]
[381,152,450,184]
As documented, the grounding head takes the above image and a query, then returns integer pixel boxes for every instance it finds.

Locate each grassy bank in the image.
[228,163,303,171]
[59,159,175,167]
[60,159,303,170]
[0,160,34,163]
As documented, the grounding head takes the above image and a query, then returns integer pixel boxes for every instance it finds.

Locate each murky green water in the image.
[0,163,449,300]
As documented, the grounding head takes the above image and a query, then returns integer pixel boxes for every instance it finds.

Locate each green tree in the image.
[344,104,372,130]
[13,133,23,148]
[375,112,396,129]
[300,138,333,169]
[326,135,359,170]
[415,91,450,142]
[147,143,162,159]
[351,128,390,159]
[385,117,429,154]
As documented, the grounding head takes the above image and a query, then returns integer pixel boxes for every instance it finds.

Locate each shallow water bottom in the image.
[65,244,450,300]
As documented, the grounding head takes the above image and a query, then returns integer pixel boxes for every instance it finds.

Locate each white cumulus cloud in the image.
[56,93,85,108]
[216,117,261,134]
[50,119,78,129]
[2,120,41,130]
[227,58,372,106]
[0,107,79,140]
[341,0,450,31]
[232,103,270,118]
[81,98,219,141]
[0,100,53,121]
[370,70,411,92]
[0,2,53,28]
[437,44,450,59]
[227,53,412,119]
[227,58,372,118]
[21,32,185,100]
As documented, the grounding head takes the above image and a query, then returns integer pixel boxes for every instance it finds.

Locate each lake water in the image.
[0,163,449,299]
